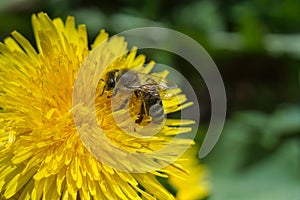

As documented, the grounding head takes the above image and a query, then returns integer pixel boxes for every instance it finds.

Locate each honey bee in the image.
[100,69,176,125]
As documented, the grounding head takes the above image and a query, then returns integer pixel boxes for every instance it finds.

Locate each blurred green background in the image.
[1,0,299,199]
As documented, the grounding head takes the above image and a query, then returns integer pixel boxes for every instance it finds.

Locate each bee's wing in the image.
[132,72,177,89]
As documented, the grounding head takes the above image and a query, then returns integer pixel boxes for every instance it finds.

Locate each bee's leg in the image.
[136,99,150,125]
[136,101,146,124]
[99,83,106,97]
[143,101,150,117]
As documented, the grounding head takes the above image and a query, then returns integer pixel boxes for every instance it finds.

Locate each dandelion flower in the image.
[0,12,207,199]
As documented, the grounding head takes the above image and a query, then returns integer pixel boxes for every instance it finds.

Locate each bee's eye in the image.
[107,77,115,87]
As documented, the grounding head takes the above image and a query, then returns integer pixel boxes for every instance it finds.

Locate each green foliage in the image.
[205,106,300,200]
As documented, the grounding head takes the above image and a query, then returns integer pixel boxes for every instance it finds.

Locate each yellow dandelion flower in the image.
[0,12,203,199]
